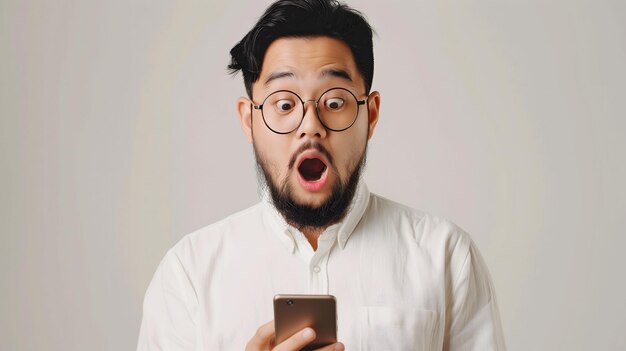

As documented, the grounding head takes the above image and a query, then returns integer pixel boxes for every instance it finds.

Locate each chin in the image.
[289,181,333,208]
[294,193,331,209]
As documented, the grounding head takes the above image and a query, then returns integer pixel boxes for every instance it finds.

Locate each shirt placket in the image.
[308,232,337,294]
[308,252,330,294]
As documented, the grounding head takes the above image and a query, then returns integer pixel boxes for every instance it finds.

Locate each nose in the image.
[297,100,327,139]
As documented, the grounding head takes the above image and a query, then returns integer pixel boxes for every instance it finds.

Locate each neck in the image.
[298,225,326,251]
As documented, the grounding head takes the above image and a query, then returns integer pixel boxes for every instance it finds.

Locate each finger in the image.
[314,342,345,351]
[245,320,275,351]
[272,327,316,351]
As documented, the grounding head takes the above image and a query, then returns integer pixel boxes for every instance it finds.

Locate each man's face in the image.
[237,36,380,228]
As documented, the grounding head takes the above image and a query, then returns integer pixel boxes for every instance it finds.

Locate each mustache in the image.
[287,141,334,170]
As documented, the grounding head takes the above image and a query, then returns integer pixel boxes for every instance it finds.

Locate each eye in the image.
[275,99,295,112]
[324,97,345,110]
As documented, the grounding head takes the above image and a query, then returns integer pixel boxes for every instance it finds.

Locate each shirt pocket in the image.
[359,306,440,351]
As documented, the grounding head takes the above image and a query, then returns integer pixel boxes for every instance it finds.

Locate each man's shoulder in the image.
[366,192,454,231]
[168,202,266,258]
[367,192,426,221]
[365,192,472,254]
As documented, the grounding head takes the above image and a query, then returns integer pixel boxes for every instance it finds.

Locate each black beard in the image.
[254,142,366,232]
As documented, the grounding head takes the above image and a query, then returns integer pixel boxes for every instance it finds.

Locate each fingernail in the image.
[302,328,314,340]
[334,343,345,351]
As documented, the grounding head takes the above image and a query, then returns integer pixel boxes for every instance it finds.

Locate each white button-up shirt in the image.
[137,183,505,350]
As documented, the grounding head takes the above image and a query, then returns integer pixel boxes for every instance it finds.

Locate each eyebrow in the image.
[263,68,353,87]
[264,71,295,86]
[320,68,353,82]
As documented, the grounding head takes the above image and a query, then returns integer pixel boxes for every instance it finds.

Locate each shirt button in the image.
[313,266,321,273]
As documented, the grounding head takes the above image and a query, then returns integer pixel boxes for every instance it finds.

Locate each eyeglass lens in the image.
[261,88,359,133]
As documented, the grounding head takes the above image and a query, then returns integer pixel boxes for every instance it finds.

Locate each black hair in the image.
[228,0,374,98]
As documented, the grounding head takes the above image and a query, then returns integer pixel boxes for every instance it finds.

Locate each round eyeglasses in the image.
[252,87,367,134]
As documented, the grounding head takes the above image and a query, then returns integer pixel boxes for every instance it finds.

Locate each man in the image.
[137,0,505,350]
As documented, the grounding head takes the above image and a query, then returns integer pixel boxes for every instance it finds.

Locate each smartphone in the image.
[273,294,337,350]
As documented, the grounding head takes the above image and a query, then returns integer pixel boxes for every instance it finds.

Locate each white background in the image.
[1,0,625,350]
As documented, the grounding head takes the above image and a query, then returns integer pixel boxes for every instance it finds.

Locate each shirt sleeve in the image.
[137,250,199,351]
[445,232,506,351]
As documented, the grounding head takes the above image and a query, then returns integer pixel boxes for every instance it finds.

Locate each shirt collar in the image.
[261,181,371,252]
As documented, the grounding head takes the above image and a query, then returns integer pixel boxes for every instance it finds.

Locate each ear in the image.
[237,97,253,144]
[366,91,380,140]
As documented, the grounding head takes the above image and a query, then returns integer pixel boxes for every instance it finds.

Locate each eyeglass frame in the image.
[251,87,367,135]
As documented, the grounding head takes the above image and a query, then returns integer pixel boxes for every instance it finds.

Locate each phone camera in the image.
[286,299,294,306]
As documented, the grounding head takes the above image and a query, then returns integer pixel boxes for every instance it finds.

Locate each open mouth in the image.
[297,158,327,181]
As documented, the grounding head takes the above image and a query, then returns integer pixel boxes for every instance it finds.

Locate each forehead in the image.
[256,36,362,91]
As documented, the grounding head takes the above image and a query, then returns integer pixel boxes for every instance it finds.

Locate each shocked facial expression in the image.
[238,36,380,222]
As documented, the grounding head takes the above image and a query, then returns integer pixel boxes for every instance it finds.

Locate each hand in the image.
[245,320,344,351]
